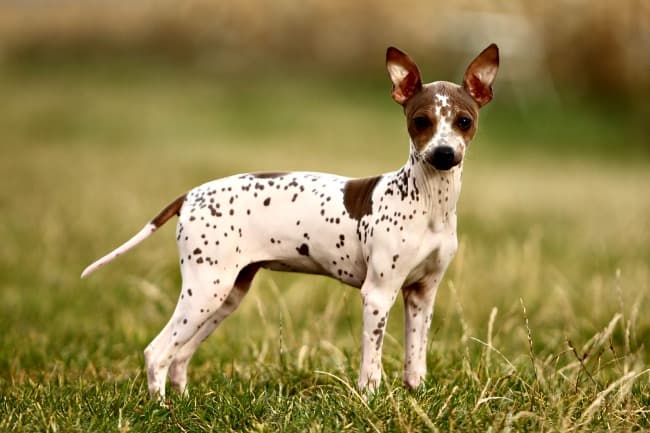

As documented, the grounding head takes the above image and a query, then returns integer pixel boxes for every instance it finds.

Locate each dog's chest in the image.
[362,166,461,286]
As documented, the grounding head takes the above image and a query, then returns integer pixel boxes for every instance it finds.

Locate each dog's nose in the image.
[428,146,457,170]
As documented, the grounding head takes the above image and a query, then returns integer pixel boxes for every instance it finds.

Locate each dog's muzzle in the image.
[426,146,460,171]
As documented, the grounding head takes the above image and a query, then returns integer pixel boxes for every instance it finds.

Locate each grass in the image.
[1,59,649,432]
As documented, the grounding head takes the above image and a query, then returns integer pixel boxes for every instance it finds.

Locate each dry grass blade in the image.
[520,298,537,381]
[485,307,498,374]
[313,370,380,433]
[578,371,638,426]
[435,385,459,421]
[468,337,516,375]
[408,396,439,432]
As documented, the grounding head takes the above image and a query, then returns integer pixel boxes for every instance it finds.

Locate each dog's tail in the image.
[80,194,187,279]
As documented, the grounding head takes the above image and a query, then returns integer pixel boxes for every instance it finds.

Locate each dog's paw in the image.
[402,371,426,390]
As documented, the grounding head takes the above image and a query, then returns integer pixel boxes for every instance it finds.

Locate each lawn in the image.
[1,59,649,432]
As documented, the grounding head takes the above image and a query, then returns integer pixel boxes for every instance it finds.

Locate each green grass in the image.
[1,59,649,432]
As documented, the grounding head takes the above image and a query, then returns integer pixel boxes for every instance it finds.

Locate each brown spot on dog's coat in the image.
[402,280,427,296]
[252,172,287,179]
[297,243,309,256]
[234,262,262,291]
[151,194,187,228]
[343,176,382,221]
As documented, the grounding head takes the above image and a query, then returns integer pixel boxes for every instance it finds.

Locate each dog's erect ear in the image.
[463,43,499,107]
[386,47,422,105]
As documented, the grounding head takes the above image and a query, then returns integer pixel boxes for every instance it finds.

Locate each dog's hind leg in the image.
[144,264,251,399]
[167,263,260,395]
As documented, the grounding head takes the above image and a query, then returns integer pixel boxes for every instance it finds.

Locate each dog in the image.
[82,44,499,399]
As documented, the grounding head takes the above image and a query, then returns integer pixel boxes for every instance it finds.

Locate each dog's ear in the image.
[386,47,422,105]
[463,43,499,107]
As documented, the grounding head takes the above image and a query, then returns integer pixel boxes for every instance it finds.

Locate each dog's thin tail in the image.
[80,194,187,279]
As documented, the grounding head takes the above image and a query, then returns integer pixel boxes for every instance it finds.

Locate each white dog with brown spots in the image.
[82,44,499,399]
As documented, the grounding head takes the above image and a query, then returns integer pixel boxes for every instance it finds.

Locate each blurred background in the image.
[2,0,650,92]
[1,0,648,160]
[1,0,649,415]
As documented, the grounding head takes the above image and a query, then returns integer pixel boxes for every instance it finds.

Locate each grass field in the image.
[1,60,649,432]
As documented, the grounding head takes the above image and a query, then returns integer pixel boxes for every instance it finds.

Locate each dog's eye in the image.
[455,116,472,131]
[413,116,432,130]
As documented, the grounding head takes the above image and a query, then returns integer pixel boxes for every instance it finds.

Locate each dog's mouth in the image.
[424,146,461,170]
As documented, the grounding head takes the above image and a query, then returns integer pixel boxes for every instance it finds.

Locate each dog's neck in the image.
[392,143,463,231]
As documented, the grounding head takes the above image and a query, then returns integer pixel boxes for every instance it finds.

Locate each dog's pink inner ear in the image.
[391,71,421,105]
[463,44,499,107]
[464,73,494,106]
[386,47,422,105]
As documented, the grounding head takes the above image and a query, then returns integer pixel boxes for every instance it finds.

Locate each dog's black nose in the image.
[428,146,457,170]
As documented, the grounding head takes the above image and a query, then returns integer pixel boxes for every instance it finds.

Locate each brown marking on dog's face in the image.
[385,44,498,170]
[404,87,438,153]
[252,172,288,179]
[343,176,382,221]
[151,194,187,228]
[386,44,498,148]
[403,82,480,160]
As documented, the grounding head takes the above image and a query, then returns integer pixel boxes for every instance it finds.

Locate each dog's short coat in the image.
[82,44,499,398]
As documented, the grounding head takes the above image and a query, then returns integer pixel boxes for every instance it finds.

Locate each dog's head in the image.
[386,44,499,171]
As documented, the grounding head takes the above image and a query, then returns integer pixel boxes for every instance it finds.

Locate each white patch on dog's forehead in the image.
[435,94,449,107]
[434,93,449,117]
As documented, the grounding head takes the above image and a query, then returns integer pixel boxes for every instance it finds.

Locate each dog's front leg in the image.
[357,274,402,392]
[401,272,443,389]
